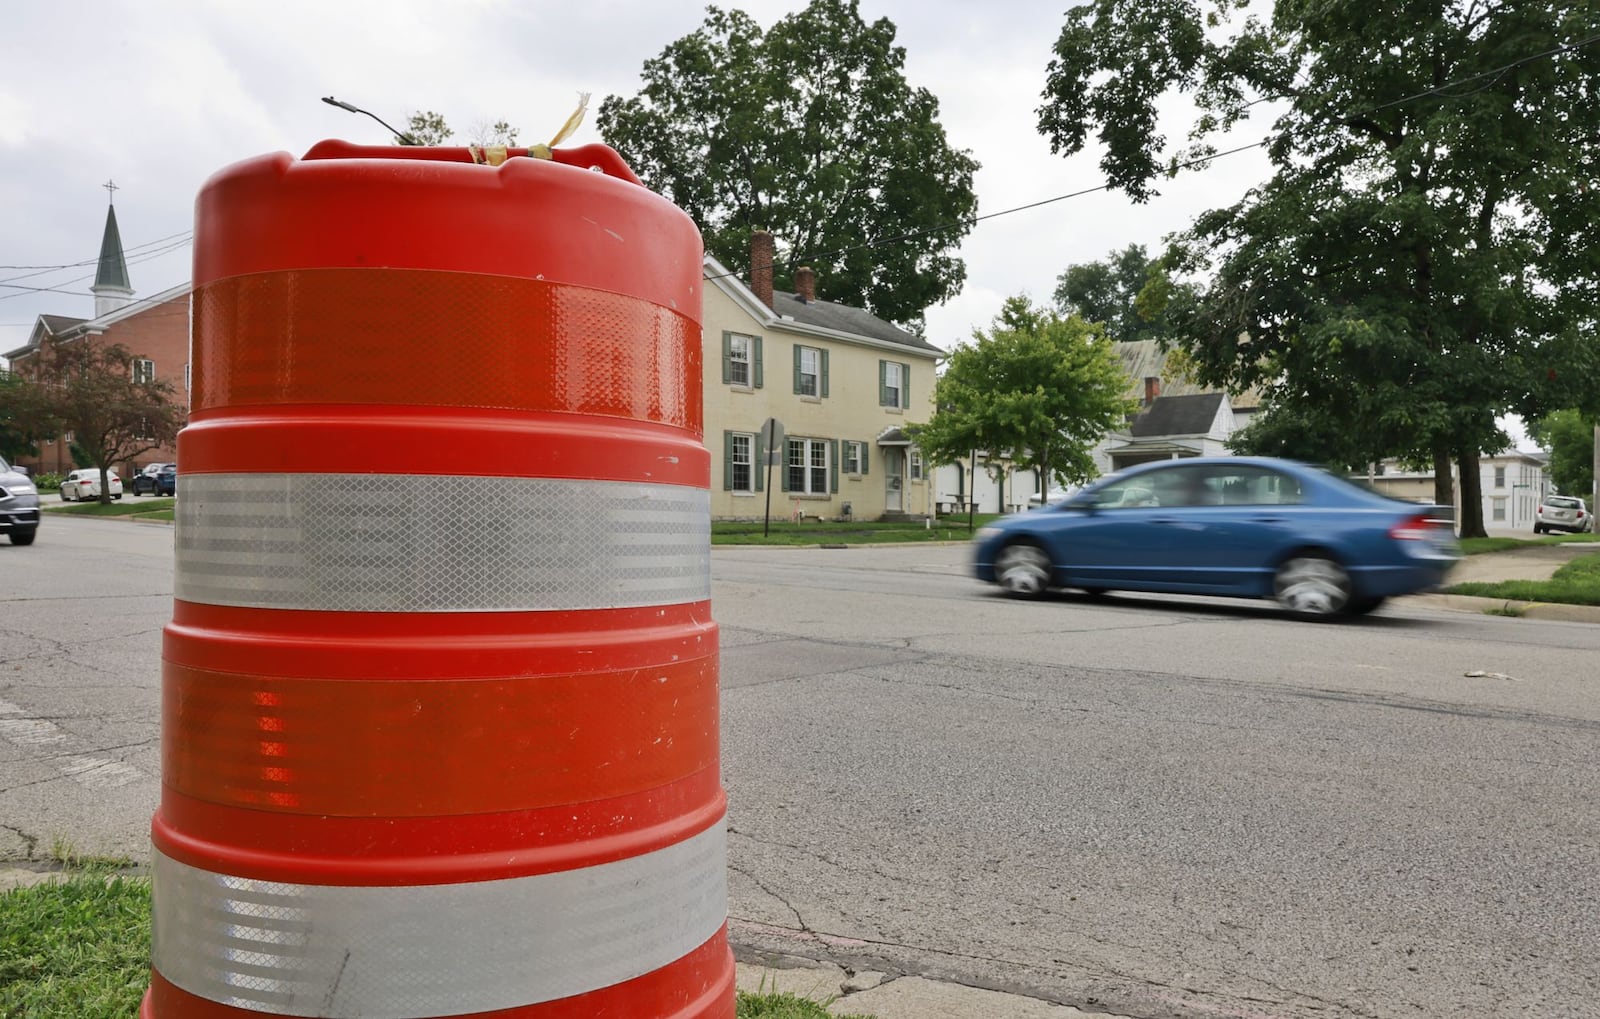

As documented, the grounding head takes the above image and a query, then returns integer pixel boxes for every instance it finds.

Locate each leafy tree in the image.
[1037,2,1600,537]
[910,297,1134,499]
[10,340,185,503]
[598,0,978,330]
[1226,398,1371,470]
[1531,409,1596,500]
[0,371,44,462]
[402,110,452,145]
[1054,244,1167,343]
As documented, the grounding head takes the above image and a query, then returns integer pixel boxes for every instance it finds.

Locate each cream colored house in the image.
[702,243,939,521]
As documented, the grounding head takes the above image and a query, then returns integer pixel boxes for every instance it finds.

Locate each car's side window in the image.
[1193,466,1303,506]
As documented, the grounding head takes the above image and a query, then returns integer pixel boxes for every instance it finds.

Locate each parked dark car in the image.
[0,455,40,546]
[131,462,176,496]
[154,464,177,496]
[973,457,1459,618]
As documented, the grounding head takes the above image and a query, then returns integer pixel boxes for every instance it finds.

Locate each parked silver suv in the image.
[0,455,41,546]
[1535,495,1593,534]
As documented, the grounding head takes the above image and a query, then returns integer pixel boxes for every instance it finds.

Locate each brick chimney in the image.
[1143,376,1161,406]
[750,230,775,308]
[794,266,816,303]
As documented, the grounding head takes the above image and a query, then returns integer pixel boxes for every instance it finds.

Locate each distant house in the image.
[1365,451,1550,528]
[703,232,941,521]
[4,199,190,477]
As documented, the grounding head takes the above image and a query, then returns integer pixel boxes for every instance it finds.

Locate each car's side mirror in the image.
[1069,492,1101,514]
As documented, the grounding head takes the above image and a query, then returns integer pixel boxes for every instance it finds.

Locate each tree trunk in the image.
[1432,442,1453,510]
[1456,449,1487,539]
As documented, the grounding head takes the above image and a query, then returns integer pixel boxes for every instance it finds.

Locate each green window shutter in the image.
[793,345,803,394]
[879,361,889,406]
[754,430,765,491]
[829,439,839,494]
[721,334,732,385]
[820,349,829,398]
[722,431,734,490]
[901,362,912,408]
[862,443,869,475]
[753,337,764,389]
[780,441,791,492]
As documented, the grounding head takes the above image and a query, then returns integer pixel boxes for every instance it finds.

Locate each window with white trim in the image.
[844,441,862,475]
[132,358,155,384]
[1492,496,1507,521]
[794,345,827,397]
[1494,465,1506,488]
[722,333,762,388]
[787,437,830,495]
[910,449,924,481]
[879,360,910,408]
[729,432,755,493]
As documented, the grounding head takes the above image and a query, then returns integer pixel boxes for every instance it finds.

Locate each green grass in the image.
[45,497,174,520]
[1459,533,1600,555]
[713,514,1003,546]
[1446,550,1600,606]
[0,870,151,1018]
[739,988,874,1017]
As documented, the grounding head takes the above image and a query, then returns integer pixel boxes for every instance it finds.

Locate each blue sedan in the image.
[973,457,1459,618]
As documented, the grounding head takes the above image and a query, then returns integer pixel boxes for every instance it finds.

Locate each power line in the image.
[0,230,194,282]
[703,30,1600,284]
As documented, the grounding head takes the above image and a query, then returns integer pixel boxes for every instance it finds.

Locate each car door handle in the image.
[1151,516,1181,525]
[1253,516,1286,525]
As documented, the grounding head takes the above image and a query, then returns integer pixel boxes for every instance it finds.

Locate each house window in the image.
[842,440,869,475]
[910,449,924,481]
[184,362,191,392]
[722,333,762,388]
[880,360,910,408]
[1492,496,1507,521]
[787,437,830,495]
[1493,465,1506,488]
[725,431,756,493]
[132,358,155,384]
[793,345,827,397]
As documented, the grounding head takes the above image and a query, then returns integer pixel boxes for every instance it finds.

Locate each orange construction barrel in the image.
[142,140,732,1018]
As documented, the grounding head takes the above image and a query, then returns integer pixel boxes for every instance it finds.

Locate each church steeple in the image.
[91,180,133,318]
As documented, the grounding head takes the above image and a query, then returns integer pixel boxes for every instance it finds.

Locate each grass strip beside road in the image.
[1,874,868,1018]
[0,871,151,1018]
[45,497,175,523]
[1458,533,1600,555]
[1445,549,1600,606]
[714,515,1000,546]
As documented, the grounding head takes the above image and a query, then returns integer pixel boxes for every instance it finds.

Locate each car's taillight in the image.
[1390,513,1434,541]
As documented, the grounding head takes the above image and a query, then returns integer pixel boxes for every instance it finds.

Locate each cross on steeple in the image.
[103,179,118,204]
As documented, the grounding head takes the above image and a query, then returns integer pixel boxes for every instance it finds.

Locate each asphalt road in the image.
[3,520,1598,1018]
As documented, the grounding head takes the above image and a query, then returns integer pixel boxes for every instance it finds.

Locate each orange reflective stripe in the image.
[191,270,703,431]
[163,657,718,817]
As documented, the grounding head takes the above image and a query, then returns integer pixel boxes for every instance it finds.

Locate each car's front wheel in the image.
[10,530,36,546]
[1273,555,1352,618]
[994,541,1053,598]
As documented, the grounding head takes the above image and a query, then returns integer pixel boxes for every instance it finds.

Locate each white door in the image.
[884,448,904,512]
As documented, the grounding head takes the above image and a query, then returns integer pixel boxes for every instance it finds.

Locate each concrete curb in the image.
[1416,592,1600,623]
[735,955,1121,1018]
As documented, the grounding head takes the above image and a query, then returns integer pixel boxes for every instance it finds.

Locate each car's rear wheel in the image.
[1273,555,1352,618]
[10,530,36,546]
[994,541,1053,598]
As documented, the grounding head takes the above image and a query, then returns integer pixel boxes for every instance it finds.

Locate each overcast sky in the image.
[0,0,1529,447]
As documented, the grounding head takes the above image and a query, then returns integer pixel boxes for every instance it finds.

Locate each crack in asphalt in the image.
[0,823,39,858]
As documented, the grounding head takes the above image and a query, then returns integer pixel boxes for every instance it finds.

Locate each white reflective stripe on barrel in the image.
[175,474,711,612]
[151,823,727,1018]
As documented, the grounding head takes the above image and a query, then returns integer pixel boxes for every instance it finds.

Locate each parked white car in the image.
[1535,495,1592,534]
[60,468,123,502]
